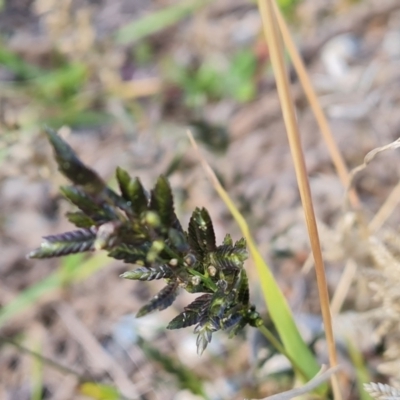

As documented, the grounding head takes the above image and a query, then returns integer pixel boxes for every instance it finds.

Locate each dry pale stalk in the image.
[272,1,360,210]
[257,0,341,398]
[259,365,342,400]
[368,180,400,233]
[330,259,357,315]
[57,303,139,398]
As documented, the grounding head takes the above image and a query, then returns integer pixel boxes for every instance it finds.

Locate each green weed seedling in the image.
[29,129,263,355]
[27,128,327,397]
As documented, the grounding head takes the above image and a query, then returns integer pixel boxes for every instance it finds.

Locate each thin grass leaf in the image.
[45,128,105,194]
[31,340,44,400]
[79,383,120,400]
[0,43,42,79]
[347,340,373,400]
[136,282,179,317]
[28,228,97,259]
[34,62,87,101]
[44,111,112,129]
[256,365,341,400]
[188,131,321,380]
[116,0,207,44]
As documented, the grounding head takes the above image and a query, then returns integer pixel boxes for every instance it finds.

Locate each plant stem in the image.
[272,1,360,210]
[256,324,307,382]
[162,243,184,264]
[256,1,341,398]
[0,335,86,379]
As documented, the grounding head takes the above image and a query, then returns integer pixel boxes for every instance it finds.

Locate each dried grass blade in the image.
[347,339,374,400]
[368,180,400,233]
[116,0,207,44]
[272,1,359,209]
[348,137,400,232]
[257,0,340,397]
[348,138,400,189]
[258,365,341,400]
[330,259,357,316]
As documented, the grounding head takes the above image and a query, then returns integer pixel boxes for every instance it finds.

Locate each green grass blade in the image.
[347,339,373,400]
[0,253,110,328]
[79,383,121,400]
[225,201,321,381]
[0,43,42,80]
[116,0,207,44]
[188,133,321,383]
[30,340,44,400]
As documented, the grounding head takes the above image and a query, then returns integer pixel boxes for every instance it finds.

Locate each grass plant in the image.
[28,128,320,387]
[188,132,322,385]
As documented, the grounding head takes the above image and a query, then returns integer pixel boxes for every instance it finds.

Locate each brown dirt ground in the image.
[1,0,400,399]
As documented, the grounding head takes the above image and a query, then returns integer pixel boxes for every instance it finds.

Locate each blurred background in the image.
[1,0,400,399]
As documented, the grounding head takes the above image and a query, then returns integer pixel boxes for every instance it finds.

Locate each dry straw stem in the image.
[272,2,360,210]
[369,180,400,233]
[348,138,400,191]
[257,0,341,398]
[330,259,357,315]
[57,303,139,398]
[257,365,342,400]
[329,137,400,323]
[348,137,400,232]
